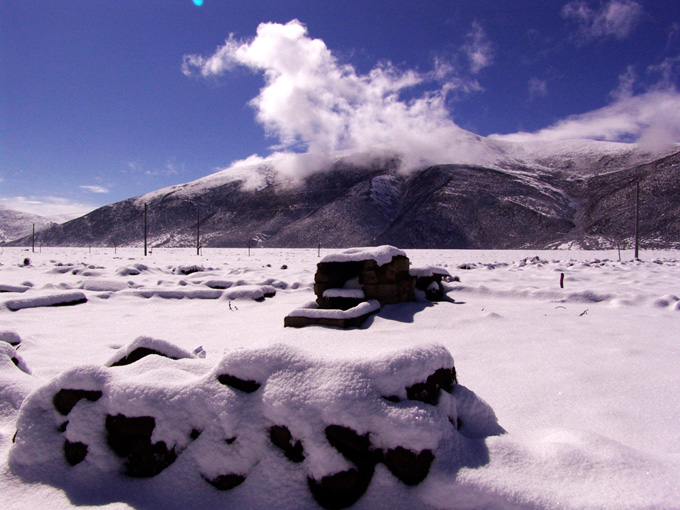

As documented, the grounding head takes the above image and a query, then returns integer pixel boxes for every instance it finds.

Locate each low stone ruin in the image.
[8,342,506,510]
[285,245,451,328]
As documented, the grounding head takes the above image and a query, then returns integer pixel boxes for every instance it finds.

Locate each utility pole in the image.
[144,203,148,257]
[196,209,200,256]
[634,181,640,260]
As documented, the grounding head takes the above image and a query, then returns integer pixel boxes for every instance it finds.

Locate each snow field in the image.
[0,247,679,509]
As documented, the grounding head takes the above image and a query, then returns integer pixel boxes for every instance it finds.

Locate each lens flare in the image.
[192,0,203,6]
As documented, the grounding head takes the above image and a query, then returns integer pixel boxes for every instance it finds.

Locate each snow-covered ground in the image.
[0,246,679,510]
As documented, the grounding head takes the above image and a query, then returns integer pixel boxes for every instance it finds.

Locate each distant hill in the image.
[0,206,57,244]
[8,140,680,250]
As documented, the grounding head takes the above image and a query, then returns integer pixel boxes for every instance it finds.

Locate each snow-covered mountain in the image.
[0,207,57,244]
[9,139,680,249]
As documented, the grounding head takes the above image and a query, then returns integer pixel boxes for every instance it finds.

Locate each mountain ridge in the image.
[4,140,680,250]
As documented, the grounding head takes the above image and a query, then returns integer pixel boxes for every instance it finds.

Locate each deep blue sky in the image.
[1,0,679,217]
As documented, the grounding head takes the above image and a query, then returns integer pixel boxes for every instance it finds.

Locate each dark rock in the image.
[325,425,375,467]
[269,425,305,463]
[406,367,457,405]
[204,473,246,491]
[308,467,375,510]
[58,421,69,433]
[48,296,88,307]
[284,312,375,329]
[64,440,88,466]
[224,436,236,445]
[190,429,201,440]
[316,295,365,311]
[53,389,103,415]
[382,395,401,403]
[415,275,445,301]
[105,414,177,477]
[217,373,261,393]
[381,447,434,485]
[109,347,179,367]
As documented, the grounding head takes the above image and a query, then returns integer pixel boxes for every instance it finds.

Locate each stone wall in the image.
[314,254,414,307]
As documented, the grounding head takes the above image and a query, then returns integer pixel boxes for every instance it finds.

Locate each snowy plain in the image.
[0,246,679,510]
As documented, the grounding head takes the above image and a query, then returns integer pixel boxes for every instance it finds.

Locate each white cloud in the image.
[0,196,97,219]
[79,185,109,194]
[183,19,490,178]
[528,78,548,100]
[490,88,680,153]
[561,0,643,42]
[462,22,494,74]
[610,65,637,100]
[125,159,183,177]
[647,55,680,89]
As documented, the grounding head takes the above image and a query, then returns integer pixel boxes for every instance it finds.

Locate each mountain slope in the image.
[0,207,56,244]
[7,143,680,250]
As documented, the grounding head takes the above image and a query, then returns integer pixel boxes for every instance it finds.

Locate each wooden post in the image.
[32,224,35,253]
[634,181,640,260]
[144,204,148,257]
[196,209,200,256]
[318,243,321,257]
[560,273,564,289]
[248,239,251,257]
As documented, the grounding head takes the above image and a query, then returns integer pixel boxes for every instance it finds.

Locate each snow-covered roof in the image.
[320,246,406,267]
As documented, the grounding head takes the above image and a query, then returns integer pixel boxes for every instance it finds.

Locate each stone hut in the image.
[285,246,450,328]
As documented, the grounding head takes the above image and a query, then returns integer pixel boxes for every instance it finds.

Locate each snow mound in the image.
[410,266,451,278]
[0,330,21,346]
[173,264,205,275]
[224,284,276,301]
[115,263,150,276]
[0,343,36,426]
[3,291,87,311]
[320,246,406,267]
[9,343,502,509]
[105,336,196,367]
[0,283,30,293]
[0,342,31,375]
[131,288,223,300]
[80,279,130,292]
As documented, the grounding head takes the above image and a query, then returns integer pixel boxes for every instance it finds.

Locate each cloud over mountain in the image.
[183,18,679,180]
[182,19,492,178]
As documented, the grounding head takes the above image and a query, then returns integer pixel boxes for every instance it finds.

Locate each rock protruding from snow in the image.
[105,336,196,367]
[315,250,413,306]
[411,266,452,302]
[288,246,452,328]
[9,343,501,509]
[0,342,31,375]
[4,290,87,311]
[284,300,381,329]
